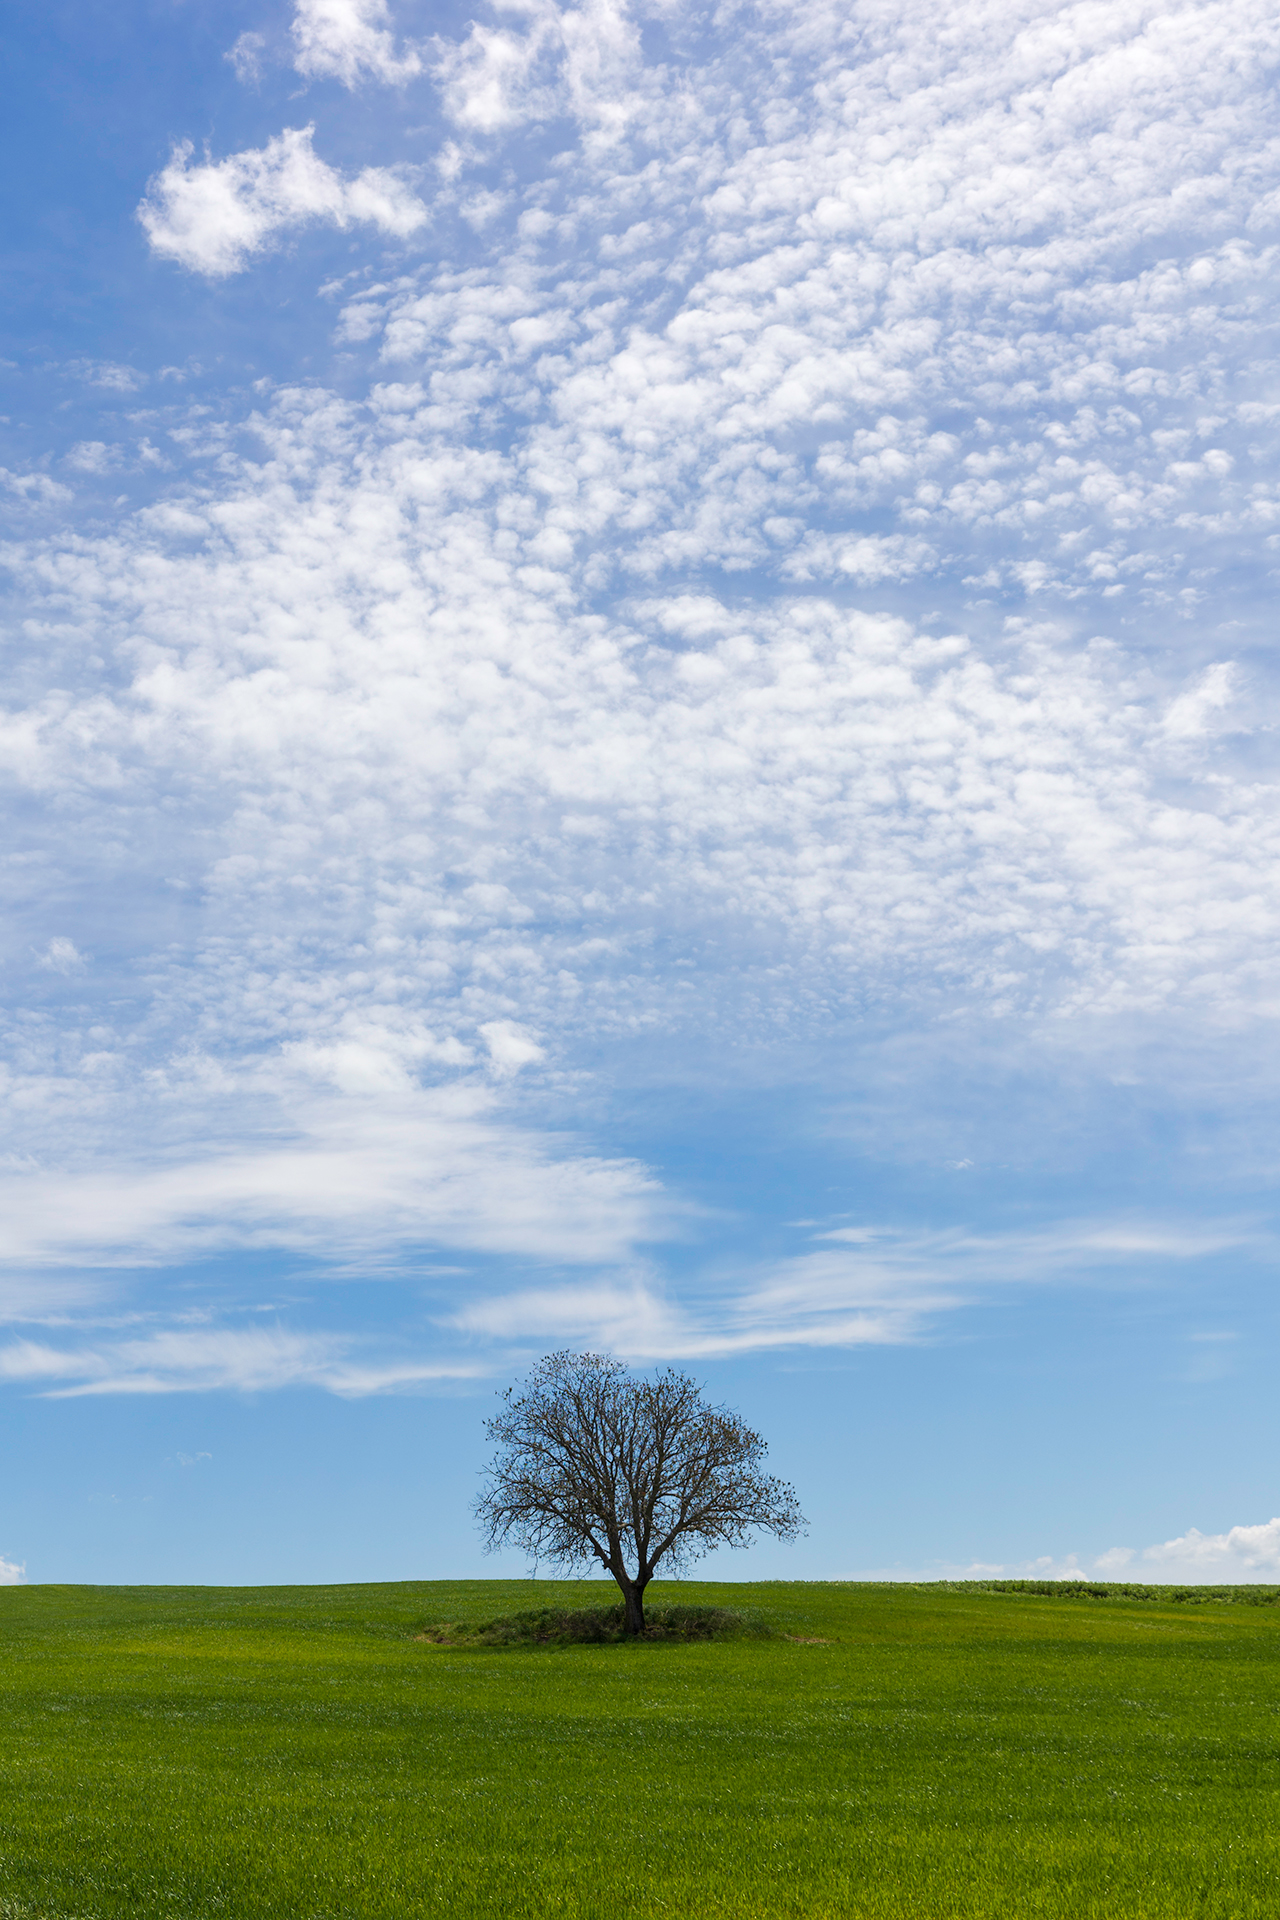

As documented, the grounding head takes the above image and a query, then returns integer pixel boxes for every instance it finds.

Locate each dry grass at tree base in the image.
[1,1577,1279,1918]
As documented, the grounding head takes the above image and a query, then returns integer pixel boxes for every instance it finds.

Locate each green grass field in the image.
[1,1578,1278,1918]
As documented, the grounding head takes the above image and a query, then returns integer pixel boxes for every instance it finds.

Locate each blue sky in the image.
[2,0,1280,1588]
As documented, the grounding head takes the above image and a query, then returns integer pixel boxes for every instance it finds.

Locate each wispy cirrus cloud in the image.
[449,1214,1258,1363]
[0,1209,1256,1396]
[0,1325,483,1399]
[0,1081,663,1274]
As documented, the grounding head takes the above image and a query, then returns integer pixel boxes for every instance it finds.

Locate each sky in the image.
[1,0,1279,1588]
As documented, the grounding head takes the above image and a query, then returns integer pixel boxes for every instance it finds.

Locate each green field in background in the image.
[1,1578,1278,1917]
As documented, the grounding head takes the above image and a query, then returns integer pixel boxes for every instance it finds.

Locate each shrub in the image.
[416,1602,781,1647]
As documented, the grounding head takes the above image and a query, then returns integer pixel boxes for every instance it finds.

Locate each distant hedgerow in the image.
[944,1579,1280,1605]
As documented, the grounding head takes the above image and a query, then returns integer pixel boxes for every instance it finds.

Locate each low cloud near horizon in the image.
[858,1518,1280,1587]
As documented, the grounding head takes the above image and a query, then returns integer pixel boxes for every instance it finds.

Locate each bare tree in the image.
[473,1350,806,1634]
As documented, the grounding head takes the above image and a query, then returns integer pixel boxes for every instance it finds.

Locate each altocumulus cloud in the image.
[0,0,1279,1390]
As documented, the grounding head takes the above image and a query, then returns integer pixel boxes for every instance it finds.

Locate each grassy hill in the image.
[1,1577,1278,1917]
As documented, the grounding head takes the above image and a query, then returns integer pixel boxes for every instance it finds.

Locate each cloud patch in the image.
[226,31,267,85]
[480,1021,545,1077]
[1130,1517,1280,1577]
[432,0,640,137]
[0,1081,662,1274]
[292,0,423,87]
[0,1325,481,1399]
[138,127,428,276]
[36,938,85,974]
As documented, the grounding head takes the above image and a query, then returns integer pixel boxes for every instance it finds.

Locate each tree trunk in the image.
[615,1575,646,1635]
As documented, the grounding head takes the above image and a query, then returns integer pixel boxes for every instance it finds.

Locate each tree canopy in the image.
[474,1350,806,1633]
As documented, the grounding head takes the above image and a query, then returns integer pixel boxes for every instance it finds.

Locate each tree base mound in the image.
[415,1602,780,1647]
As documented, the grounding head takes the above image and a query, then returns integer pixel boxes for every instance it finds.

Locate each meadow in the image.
[1,1578,1278,1918]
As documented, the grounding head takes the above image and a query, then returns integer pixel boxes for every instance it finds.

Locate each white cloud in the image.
[371,0,1280,616]
[1162,661,1240,739]
[0,1078,662,1273]
[432,0,640,137]
[0,1178,1237,1387]
[226,31,267,86]
[0,1557,24,1585]
[292,0,423,87]
[16,429,1279,1030]
[452,1272,925,1358]
[448,1215,1252,1362]
[138,127,428,276]
[480,1020,545,1075]
[433,11,562,134]
[36,937,85,974]
[65,443,122,476]
[63,359,144,392]
[1137,1517,1280,1577]
[782,532,937,585]
[1,467,72,506]
[914,1517,1280,1587]
[0,1324,475,1398]
[0,1203,1228,1395]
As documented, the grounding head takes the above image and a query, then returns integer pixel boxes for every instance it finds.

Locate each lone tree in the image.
[474,1350,806,1635]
